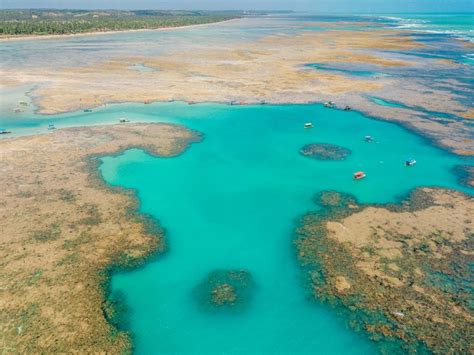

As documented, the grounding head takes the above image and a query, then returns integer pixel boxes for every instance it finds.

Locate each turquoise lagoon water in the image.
[1,101,472,353]
[1,13,473,354]
[370,97,405,108]
[79,102,470,354]
[306,63,389,78]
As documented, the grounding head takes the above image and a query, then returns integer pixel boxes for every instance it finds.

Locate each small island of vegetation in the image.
[0,9,251,37]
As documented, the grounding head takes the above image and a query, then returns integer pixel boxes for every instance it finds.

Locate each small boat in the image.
[0,129,12,135]
[84,109,92,112]
[14,108,23,113]
[405,159,417,166]
[304,123,313,129]
[344,105,351,111]
[19,101,28,106]
[353,171,366,180]
[47,124,56,130]
[324,101,335,108]
[260,100,266,105]
[119,118,130,123]
[364,135,373,142]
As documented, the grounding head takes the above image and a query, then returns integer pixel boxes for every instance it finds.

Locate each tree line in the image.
[0,10,243,36]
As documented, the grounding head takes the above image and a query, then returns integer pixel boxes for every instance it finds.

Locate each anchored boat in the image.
[0,129,12,135]
[405,159,417,166]
[353,171,366,180]
[364,135,373,142]
[47,124,56,130]
[304,122,313,129]
[119,118,130,123]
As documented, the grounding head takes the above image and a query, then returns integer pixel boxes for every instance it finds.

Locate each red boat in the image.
[353,171,366,180]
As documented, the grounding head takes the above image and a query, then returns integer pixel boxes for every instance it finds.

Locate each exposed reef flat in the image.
[2,22,472,154]
[0,124,200,352]
[295,188,473,353]
[193,270,255,312]
[300,143,351,160]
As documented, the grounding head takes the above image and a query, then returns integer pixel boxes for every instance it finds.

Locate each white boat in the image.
[119,118,130,123]
[47,124,56,130]
[405,159,416,166]
[304,123,313,129]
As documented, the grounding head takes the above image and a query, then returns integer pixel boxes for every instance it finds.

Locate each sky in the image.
[1,0,473,13]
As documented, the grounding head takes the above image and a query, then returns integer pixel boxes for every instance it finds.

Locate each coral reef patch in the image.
[193,270,255,313]
[300,143,351,160]
[295,188,473,353]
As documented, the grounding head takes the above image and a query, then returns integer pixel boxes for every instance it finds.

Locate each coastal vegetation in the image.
[295,189,473,353]
[0,9,245,36]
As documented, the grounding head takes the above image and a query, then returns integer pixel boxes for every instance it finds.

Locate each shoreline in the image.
[0,18,241,42]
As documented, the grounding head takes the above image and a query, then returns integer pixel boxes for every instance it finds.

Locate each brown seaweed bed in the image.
[300,143,352,160]
[0,123,200,353]
[193,270,255,312]
[295,188,473,353]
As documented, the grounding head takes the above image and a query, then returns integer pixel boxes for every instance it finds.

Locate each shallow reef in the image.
[295,188,473,353]
[193,270,255,312]
[0,123,199,353]
[300,143,351,160]
[453,164,474,188]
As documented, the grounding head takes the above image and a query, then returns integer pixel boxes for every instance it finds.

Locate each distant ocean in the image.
[375,13,474,42]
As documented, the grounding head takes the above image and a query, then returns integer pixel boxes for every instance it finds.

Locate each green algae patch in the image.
[193,270,255,313]
[300,143,351,161]
[295,188,473,354]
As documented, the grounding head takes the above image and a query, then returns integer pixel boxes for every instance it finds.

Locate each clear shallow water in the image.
[0,12,472,354]
[306,63,389,78]
[370,97,404,108]
[89,102,471,354]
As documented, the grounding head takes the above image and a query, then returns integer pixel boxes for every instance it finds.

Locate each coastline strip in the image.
[0,18,241,42]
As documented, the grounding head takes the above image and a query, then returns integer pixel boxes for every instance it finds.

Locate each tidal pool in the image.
[95,102,471,354]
